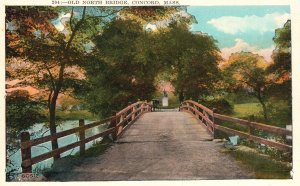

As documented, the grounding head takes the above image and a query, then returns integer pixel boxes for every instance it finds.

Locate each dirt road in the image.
[49,111,254,181]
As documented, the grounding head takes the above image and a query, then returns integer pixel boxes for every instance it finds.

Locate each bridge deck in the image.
[50,112,254,180]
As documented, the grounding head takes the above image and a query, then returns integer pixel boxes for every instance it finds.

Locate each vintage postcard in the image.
[1,0,300,185]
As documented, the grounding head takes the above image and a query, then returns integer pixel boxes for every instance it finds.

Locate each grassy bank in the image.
[56,110,98,121]
[225,148,292,179]
[232,103,262,118]
[230,101,291,128]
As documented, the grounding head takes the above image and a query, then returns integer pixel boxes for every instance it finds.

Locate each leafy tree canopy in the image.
[268,20,291,103]
[223,52,271,119]
[82,19,159,117]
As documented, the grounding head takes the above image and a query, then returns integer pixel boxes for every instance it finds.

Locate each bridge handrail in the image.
[116,101,144,115]
[20,101,152,173]
[179,100,292,152]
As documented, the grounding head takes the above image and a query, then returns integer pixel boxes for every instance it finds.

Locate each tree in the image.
[157,21,221,102]
[82,19,159,117]
[223,52,271,120]
[268,20,291,105]
[80,7,193,117]
[6,6,120,158]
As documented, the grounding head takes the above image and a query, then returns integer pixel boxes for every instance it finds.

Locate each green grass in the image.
[214,103,258,139]
[225,149,292,179]
[77,137,112,158]
[232,103,262,118]
[214,101,292,168]
[229,101,291,128]
[56,110,98,121]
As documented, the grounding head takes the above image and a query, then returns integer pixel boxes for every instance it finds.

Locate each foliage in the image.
[81,16,221,117]
[6,90,45,133]
[269,20,291,75]
[225,149,291,179]
[226,91,259,104]
[268,20,291,109]
[119,6,197,25]
[5,6,117,97]
[232,101,291,128]
[82,19,158,117]
[56,110,97,121]
[157,21,221,102]
[6,6,121,154]
[200,98,233,114]
[59,95,82,111]
[6,90,45,180]
[223,52,271,120]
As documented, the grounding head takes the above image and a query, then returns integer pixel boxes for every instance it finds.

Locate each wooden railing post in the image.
[181,101,185,111]
[20,131,32,173]
[79,119,85,156]
[132,105,136,120]
[249,125,255,136]
[144,100,148,112]
[248,116,255,137]
[117,113,124,137]
[212,108,217,139]
[146,101,151,112]
[108,112,117,141]
[202,110,206,123]
[149,103,152,112]
[143,100,147,112]
[127,102,132,121]
[142,102,145,113]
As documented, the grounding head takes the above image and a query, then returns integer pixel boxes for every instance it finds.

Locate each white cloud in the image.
[221,38,274,62]
[208,13,290,34]
[145,23,157,31]
[53,13,71,31]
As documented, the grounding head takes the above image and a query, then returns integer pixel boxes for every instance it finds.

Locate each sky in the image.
[187,6,290,62]
[50,6,290,63]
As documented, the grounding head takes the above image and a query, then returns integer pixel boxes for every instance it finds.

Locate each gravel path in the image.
[49,112,254,181]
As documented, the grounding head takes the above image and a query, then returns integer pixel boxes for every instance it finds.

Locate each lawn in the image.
[225,148,292,179]
[232,102,262,118]
[230,101,291,128]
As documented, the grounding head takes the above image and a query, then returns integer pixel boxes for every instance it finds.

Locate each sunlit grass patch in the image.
[56,110,98,121]
[225,148,292,179]
[232,103,262,118]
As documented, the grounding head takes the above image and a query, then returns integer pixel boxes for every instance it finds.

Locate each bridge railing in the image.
[179,100,292,152]
[20,101,152,173]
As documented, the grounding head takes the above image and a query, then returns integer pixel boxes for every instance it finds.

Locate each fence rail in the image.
[20,101,152,173]
[179,100,292,152]
[20,99,292,173]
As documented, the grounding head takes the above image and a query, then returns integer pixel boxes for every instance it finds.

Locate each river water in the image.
[7,120,107,174]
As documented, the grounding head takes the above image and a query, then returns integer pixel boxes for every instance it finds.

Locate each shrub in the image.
[199,98,233,114]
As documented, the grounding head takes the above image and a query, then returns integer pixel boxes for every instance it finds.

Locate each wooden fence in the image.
[20,101,152,173]
[179,100,292,152]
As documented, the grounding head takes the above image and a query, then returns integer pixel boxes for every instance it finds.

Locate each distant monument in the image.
[162,89,168,107]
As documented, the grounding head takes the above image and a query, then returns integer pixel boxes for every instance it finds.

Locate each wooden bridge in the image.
[20,100,292,180]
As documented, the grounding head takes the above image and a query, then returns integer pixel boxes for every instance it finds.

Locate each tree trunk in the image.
[258,98,268,120]
[46,7,87,161]
[179,91,184,103]
[49,90,60,159]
